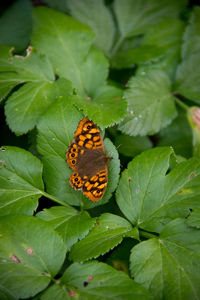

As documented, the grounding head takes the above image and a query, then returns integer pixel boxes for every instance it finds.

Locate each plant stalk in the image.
[40,191,70,207]
[174,95,189,111]
[139,230,158,239]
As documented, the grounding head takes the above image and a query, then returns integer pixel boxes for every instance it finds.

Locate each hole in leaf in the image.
[11,254,20,263]
[83,281,88,287]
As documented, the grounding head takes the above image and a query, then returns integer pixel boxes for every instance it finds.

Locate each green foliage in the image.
[0,0,32,52]
[37,206,95,249]
[69,213,138,262]
[130,219,200,300]
[68,0,115,56]
[119,70,177,136]
[0,146,43,216]
[1,1,200,300]
[116,147,200,232]
[41,261,153,300]
[0,215,66,299]
[36,97,120,207]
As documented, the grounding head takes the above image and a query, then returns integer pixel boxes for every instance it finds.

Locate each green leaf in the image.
[174,53,200,103]
[37,206,95,249]
[112,17,184,71]
[68,0,115,56]
[60,261,153,300]
[0,146,43,216]
[116,147,200,232]
[0,287,16,300]
[114,133,153,157]
[69,213,138,262]
[119,70,177,136]
[79,46,109,98]
[31,7,126,127]
[158,109,193,158]
[32,6,95,95]
[0,45,16,101]
[0,46,54,82]
[0,45,55,101]
[130,219,200,300]
[142,19,184,50]
[0,47,72,135]
[40,284,70,300]
[186,208,200,229]
[112,0,186,40]
[37,98,120,207]
[74,85,127,129]
[0,215,66,299]
[111,45,163,69]
[0,45,55,102]
[42,0,69,13]
[5,81,64,135]
[139,18,185,79]
[182,6,200,59]
[0,0,32,52]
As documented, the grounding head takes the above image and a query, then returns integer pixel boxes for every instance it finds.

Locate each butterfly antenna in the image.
[106,144,122,159]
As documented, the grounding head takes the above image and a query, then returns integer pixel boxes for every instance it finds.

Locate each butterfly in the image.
[66,118,111,202]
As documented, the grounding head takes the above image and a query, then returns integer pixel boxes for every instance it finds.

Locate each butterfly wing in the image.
[66,117,109,202]
[66,142,80,170]
[74,118,103,150]
[69,172,85,190]
[82,170,108,202]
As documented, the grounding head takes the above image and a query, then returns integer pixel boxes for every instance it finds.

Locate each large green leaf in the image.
[0,146,43,216]
[130,219,200,300]
[119,70,177,136]
[69,213,138,262]
[32,6,95,95]
[139,18,185,79]
[174,53,200,103]
[58,261,153,300]
[0,0,32,52]
[0,215,66,299]
[116,147,200,232]
[37,206,95,249]
[112,18,184,76]
[5,81,65,135]
[111,45,163,69]
[68,0,115,56]
[158,109,193,158]
[74,85,127,129]
[182,6,200,59]
[112,0,186,55]
[31,7,126,128]
[79,47,109,98]
[37,98,120,208]
[114,133,153,158]
[0,46,72,135]
[0,46,54,102]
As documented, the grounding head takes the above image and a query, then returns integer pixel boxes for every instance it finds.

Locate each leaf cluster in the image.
[0,1,200,300]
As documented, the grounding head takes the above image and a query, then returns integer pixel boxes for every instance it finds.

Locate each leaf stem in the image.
[174,94,189,111]
[139,230,157,239]
[111,35,124,57]
[40,191,70,207]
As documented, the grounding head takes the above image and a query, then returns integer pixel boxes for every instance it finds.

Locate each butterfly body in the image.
[66,118,111,202]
